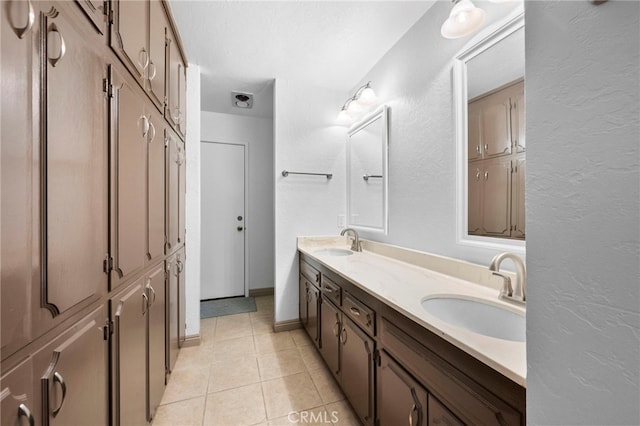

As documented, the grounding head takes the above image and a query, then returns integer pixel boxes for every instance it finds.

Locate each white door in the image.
[201,142,246,300]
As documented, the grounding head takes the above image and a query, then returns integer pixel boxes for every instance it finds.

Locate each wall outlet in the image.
[337,214,345,228]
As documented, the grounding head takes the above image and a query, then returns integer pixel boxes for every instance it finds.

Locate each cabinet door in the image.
[40,4,108,316]
[1,0,39,359]
[510,82,525,153]
[146,264,166,421]
[177,63,187,138]
[1,357,38,426]
[110,0,148,82]
[481,158,511,237]
[112,281,147,426]
[110,65,148,290]
[377,351,428,426]
[467,101,482,161]
[166,254,179,372]
[299,277,308,328]
[38,304,108,426]
[319,296,341,378]
[148,112,165,264]
[511,158,525,239]
[166,29,181,129]
[340,316,374,425]
[75,0,107,35]
[428,395,463,426]
[148,0,167,110]
[166,130,180,252]
[481,94,511,158]
[305,283,320,348]
[177,248,187,346]
[178,139,186,245]
[467,164,482,235]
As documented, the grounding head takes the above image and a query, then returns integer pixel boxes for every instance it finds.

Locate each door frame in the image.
[201,140,250,298]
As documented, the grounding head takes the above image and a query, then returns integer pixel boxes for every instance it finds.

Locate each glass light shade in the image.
[357,86,377,105]
[337,109,351,124]
[346,99,363,115]
[441,0,485,39]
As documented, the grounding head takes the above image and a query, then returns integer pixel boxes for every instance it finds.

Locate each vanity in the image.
[298,237,526,426]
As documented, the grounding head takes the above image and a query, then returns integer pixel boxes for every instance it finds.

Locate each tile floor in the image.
[152,296,360,426]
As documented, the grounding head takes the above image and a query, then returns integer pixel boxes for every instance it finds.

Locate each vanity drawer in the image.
[300,260,321,286]
[321,276,341,306]
[343,292,375,336]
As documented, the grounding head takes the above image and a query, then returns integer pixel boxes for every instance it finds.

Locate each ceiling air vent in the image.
[231,92,254,109]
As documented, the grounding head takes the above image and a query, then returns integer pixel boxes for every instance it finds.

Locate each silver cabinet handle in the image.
[18,403,35,426]
[52,371,67,416]
[138,47,149,72]
[140,116,150,138]
[476,145,481,154]
[10,0,35,39]
[484,171,489,180]
[475,169,481,181]
[349,306,360,316]
[484,143,489,152]
[333,321,340,337]
[148,121,156,143]
[47,23,66,67]
[142,293,149,315]
[148,60,157,81]
[148,284,156,305]
[408,403,417,426]
[340,327,347,344]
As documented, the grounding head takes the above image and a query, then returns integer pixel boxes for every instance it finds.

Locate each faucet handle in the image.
[492,272,513,298]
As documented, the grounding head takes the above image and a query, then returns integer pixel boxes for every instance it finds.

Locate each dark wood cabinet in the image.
[305,281,320,347]
[36,304,109,426]
[320,295,341,378]
[428,395,463,426]
[341,315,375,425]
[147,264,166,421]
[378,350,428,426]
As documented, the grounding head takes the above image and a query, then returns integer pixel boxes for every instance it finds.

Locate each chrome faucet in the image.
[489,252,526,305]
[340,228,362,252]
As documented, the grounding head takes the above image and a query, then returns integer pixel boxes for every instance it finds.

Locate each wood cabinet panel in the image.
[165,129,180,252]
[178,139,186,245]
[481,94,511,158]
[467,164,482,235]
[177,248,186,346]
[166,27,181,129]
[340,316,375,425]
[147,264,166,421]
[319,296,341,378]
[1,357,38,426]
[148,0,167,110]
[510,82,525,153]
[467,101,482,162]
[75,0,107,35]
[41,4,108,316]
[299,275,308,329]
[166,253,179,372]
[178,62,187,137]
[481,158,511,237]
[306,281,320,348]
[511,157,525,239]
[377,350,428,426]
[37,304,108,426]
[148,113,165,263]
[110,0,148,82]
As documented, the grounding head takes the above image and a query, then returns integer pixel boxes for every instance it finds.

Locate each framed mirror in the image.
[347,105,389,234]
[455,13,525,253]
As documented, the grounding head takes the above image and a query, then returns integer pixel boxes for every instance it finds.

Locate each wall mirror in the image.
[455,14,525,253]
[347,105,389,234]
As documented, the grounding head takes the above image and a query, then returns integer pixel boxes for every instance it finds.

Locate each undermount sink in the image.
[314,248,354,257]
[421,296,525,342]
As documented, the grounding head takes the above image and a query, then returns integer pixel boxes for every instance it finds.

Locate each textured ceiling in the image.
[169,1,437,118]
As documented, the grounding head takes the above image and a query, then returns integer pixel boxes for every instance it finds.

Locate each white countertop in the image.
[297,236,526,387]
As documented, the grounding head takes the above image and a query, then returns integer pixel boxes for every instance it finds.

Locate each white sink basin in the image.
[314,248,354,257]
[421,296,525,342]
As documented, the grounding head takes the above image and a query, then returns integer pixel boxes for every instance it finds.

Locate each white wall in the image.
[525,2,640,424]
[185,64,201,337]
[201,109,275,292]
[274,79,347,323]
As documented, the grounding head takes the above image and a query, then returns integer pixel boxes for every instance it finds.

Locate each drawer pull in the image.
[47,23,66,67]
[52,371,67,416]
[18,404,35,426]
[340,327,348,344]
[349,306,361,316]
[409,403,417,426]
[324,287,333,293]
[315,273,320,283]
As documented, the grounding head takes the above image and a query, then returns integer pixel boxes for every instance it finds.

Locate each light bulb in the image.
[357,86,377,105]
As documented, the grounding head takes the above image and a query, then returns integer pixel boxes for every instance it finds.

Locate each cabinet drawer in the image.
[343,292,375,336]
[380,318,522,426]
[321,276,341,306]
[300,260,321,286]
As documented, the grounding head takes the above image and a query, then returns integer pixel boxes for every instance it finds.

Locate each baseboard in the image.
[273,319,302,332]
[181,334,201,347]
[249,287,274,297]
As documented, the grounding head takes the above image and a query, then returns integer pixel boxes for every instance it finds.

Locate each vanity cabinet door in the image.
[146,264,166,421]
[299,277,308,328]
[320,296,341,378]
[467,101,483,161]
[510,157,525,239]
[340,316,375,426]
[481,157,511,237]
[377,350,428,426]
[306,283,320,348]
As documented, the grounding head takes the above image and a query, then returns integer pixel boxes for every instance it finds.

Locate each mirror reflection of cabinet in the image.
[347,105,389,234]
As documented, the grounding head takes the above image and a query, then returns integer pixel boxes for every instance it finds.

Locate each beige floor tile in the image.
[258,348,307,380]
[251,314,275,335]
[297,344,326,371]
[308,368,344,404]
[290,328,312,347]
[261,372,323,420]
[325,400,359,426]
[152,396,205,426]
[254,331,296,354]
[200,317,218,346]
[161,365,210,405]
[208,355,261,393]
[268,406,334,426]
[215,313,254,341]
[173,345,215,371]
[211,335,256,362]
[203,383,267,426]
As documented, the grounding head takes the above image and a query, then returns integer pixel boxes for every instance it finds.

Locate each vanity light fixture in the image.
[337,81,377,124]
[441,0,486,39]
